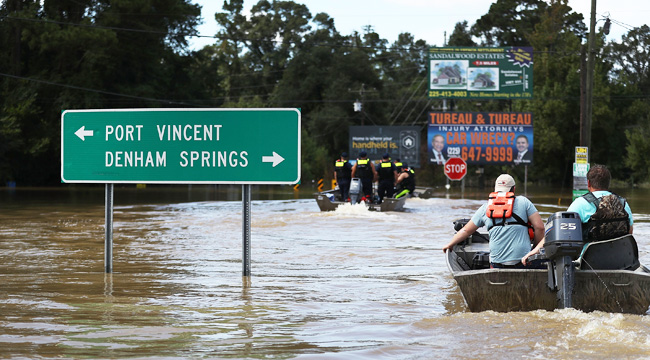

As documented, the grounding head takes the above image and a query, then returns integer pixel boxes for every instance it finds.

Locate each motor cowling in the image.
[543,211,583,260]
[349,178,361,203]
[452,218,488,245]
[453,218,470,232]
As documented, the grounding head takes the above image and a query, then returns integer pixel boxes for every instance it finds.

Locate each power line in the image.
[388,76,422,119]
[0,15,205,37]
[0,72,205,107]
[410,99,435,126]
[0,15,430,52]
[389,75,427,125]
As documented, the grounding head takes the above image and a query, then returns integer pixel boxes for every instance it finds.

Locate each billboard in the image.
[428,47,533,99]
[428,112,533,166]
[349,126,420,167]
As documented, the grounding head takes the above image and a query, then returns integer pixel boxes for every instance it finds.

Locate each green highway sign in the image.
[61,108,301,184]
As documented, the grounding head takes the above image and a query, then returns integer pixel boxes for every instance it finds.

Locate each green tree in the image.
[515,0,587,182]
[448,21,476,46]
[243,0,311,96]
[624,107,650,183]
[212,0,248,104]
[471,0,548,46]
[608,25,650,94]
[0,0,203,184]
[609,26,650,182]
[378,33,430,127]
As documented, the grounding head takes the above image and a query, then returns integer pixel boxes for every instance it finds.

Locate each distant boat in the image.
[412,186,435,199]
[313,188,406,212]
[446,213,650,314]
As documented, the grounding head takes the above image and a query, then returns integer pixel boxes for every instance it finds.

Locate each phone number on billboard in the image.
[448,146,514,163]
[428,91,468,98]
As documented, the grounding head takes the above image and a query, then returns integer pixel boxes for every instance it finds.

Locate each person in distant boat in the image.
[334,152,353,201]
[351,151,377,201]
[394,163,415,199]
[442,174,545,268]
[376,153,397,204]
[521,164,633,265]
[393,158,403,173]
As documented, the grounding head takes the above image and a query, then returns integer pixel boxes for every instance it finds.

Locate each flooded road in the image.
[1,185,650,359]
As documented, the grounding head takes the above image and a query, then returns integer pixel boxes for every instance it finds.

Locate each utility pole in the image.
[580,44,587,146]
[584,0,597,149]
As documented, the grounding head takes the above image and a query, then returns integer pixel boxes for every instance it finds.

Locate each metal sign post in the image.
[524,165,528,196]
[105,184,114,273]
[242,185,251,277]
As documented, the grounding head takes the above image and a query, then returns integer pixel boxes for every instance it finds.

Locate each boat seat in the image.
[471,251,490,270]
[576,234,640,270]
[453,251,472,271]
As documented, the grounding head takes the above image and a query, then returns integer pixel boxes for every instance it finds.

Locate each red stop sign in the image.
[444,157,467,181]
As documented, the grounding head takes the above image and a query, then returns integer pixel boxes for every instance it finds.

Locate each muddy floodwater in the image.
[1,185,650,359]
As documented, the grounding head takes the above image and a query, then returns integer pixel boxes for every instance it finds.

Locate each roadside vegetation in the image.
[1,0,649,186]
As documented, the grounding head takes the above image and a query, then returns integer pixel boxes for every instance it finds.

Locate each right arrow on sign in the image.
[262,152,285,167]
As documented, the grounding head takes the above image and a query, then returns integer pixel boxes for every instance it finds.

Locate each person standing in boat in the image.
[376,153,397,204]
[393,158,403,173]
[521,164,633,264]
[442,174,545,268]
[351,151,377,202]
[334,152,353,201]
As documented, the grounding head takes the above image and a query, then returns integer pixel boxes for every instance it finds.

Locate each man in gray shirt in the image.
[443,174,545,268]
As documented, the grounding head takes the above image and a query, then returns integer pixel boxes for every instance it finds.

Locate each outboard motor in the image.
[349,178,362,203]
[452,218,489,245]
[543,212,583,309]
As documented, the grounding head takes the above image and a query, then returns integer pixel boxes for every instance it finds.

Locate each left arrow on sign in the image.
[75,126,94,141]
[262,152,285,167]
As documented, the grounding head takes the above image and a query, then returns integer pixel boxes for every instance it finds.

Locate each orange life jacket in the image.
[486,192,534,240]
[486,191,515,219]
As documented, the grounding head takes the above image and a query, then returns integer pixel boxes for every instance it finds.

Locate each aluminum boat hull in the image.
[313,189,406,212]
[446,235,650,314]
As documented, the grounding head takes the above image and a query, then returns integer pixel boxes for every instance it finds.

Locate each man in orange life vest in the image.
[442,174,545,268]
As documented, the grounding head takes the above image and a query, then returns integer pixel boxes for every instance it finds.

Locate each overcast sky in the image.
[188,0,649,50]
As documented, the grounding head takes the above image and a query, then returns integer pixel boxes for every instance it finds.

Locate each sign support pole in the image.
[524,165,528,196]
[242,185,251,277]
[461,177,465,198]
[105,183,114,273]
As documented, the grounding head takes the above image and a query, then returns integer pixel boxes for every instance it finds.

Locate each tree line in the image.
[1,0,649,187]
